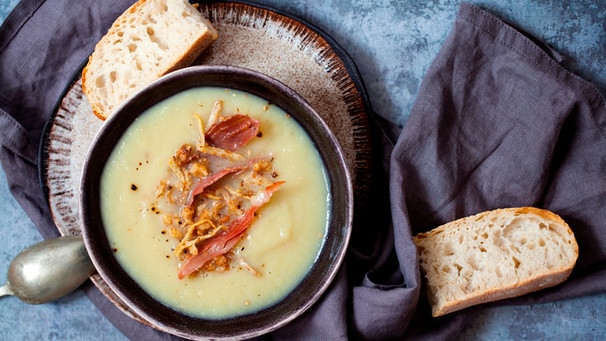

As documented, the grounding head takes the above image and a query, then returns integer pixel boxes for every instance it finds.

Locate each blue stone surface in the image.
[1,1,605,339]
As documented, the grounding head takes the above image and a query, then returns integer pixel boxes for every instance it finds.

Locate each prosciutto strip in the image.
[205,114,260,151]
[185,164,248,206]
[178,181,284,279]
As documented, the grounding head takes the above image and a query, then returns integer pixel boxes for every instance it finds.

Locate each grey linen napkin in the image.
[387,2,606,339]
[1,1,604,340]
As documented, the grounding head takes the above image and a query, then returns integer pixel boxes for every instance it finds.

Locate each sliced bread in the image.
[81,0,218,120]
[413,207,578,317]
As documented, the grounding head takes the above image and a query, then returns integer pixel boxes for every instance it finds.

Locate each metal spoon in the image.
[0,235,95,304]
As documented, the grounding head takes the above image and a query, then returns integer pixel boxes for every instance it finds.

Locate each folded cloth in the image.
[1,1,605,340]
[388,2,606,339]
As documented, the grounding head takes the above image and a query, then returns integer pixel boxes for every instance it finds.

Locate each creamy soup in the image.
[100,87,329,319]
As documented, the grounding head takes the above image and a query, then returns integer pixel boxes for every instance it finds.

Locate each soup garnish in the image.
[153,100,285,279]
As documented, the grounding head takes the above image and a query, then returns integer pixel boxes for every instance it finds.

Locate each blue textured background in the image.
[1,1,605,339]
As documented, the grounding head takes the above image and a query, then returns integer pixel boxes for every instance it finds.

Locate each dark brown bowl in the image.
[79,65,353,339]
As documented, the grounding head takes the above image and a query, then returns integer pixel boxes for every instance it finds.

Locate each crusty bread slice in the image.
[413,207,578,317]
[81,0,218,120]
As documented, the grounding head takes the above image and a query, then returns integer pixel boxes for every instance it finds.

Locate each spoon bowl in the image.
[1,235,94,304]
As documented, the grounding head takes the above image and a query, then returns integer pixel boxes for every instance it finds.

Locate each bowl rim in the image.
[79,65,353,339]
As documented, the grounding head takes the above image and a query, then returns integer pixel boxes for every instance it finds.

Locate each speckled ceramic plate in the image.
[40,0,372,331]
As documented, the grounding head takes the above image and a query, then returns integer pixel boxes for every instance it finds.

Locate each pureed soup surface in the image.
[100,87,329,319]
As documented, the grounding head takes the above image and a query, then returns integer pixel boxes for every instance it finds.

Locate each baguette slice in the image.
[81,0,218,120]
[413,207,578,317]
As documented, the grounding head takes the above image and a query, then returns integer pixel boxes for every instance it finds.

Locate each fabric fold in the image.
[388,2,606,338]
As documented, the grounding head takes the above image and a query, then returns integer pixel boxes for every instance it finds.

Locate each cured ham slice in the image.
[178,182,284,279]
[185,164,248,205]
[205,114,260,151]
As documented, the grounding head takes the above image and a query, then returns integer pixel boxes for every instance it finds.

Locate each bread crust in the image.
[435,265,573,316]
[413,207,578,317]
[81,59,104,120]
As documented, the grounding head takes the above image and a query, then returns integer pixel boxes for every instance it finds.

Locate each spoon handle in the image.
[0,283,14,298]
